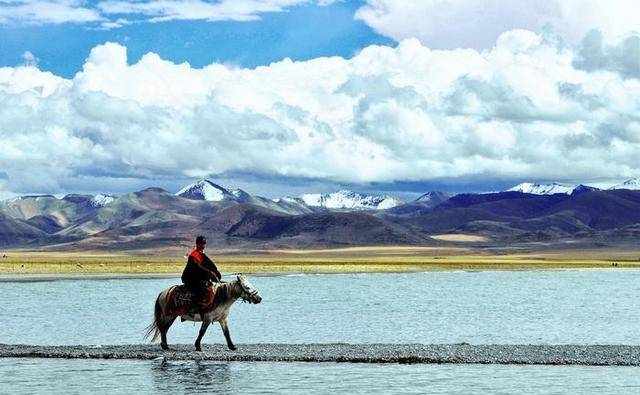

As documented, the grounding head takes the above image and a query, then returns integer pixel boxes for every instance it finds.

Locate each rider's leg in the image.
[184,282,202,316]
[196,282,211,319]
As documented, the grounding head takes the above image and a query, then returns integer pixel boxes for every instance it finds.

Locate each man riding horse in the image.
[182,235,221,316]
[147,237,261,351]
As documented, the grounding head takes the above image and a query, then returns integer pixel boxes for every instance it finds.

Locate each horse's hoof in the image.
[195,344,202,352]
[228,345,237,351]
[161,344,170,351]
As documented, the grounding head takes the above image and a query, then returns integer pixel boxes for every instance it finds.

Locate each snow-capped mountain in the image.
[229,188,252,202]
[272,196,306,205]
[507,182,575,195]
[300,190,402,210]
[177,181,403,210]
[571,184,600,195]
[176,179,236,201]
[90,194,116,207]
[176,179,316,214]
[610,178,640,190]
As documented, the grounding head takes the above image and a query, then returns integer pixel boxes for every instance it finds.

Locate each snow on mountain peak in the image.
[229,188,251,202]
[273,196,305,205]
[610,178,640,190]
[377,197,401,210]
[176,179,233,201]
[300,190,401,210]
[507,182,574,195]
[91,194,115,207]
[571,184,600,195]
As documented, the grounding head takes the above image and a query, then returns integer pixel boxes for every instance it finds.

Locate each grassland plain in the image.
[1,246,640,277]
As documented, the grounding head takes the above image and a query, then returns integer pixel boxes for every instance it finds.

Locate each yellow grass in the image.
[1,246,640,277]
[431,234,489,242]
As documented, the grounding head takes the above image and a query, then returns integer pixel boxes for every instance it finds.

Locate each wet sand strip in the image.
[2,344,640,366]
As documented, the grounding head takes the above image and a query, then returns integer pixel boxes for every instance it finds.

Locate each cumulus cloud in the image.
[1,30,640,195]
[355,0,640,49]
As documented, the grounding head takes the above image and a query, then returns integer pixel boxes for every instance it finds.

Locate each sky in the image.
[0,0,639,199]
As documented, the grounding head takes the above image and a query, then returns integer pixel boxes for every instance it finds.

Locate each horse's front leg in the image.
[194,320,210,352]
[219,318,236,351]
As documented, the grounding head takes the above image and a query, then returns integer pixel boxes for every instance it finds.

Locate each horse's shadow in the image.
[150,360,233,393]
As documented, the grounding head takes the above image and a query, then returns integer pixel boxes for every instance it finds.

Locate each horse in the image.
[145,274,262,351]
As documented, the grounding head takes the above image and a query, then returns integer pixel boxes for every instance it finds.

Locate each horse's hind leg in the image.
[160,316,176,351]
[194,321,210,352]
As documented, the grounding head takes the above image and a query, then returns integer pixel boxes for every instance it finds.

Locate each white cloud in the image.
[97,0,308,22]
[0,0,333,27]
[21,50,38,66]
[355,0,640,49]
[97,17,129,29]
[0,30,640,195]
[0,0,103,24]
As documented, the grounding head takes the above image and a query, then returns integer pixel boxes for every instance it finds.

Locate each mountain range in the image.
[1,178,639,252]
[507,180,640,195]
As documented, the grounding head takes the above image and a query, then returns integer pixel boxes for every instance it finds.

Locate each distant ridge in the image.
[611,178,640,190]
[507,178,640,195]
[571,184,600,195]
[1,179,640,251]
[415,191,451,204]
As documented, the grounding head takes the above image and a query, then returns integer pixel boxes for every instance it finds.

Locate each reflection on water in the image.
[151,361,233,394]
[3,358,640,394]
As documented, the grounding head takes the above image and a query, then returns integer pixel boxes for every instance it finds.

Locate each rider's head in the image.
[195,235,207,251]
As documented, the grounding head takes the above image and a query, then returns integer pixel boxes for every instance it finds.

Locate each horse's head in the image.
[236,274,262,304]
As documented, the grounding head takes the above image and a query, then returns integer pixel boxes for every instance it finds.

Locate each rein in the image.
[216,275,258,303]
[216,279,249,303]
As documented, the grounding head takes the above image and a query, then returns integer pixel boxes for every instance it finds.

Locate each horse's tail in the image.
[144,293,162,343]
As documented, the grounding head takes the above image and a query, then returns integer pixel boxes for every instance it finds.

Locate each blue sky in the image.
[0,1,392,77]
[0,0,638,199]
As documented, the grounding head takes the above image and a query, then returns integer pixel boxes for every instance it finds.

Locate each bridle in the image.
[236,277,259,302]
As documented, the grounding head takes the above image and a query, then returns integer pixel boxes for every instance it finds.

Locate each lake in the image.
[2,270,640,393]
[3,358,640,394]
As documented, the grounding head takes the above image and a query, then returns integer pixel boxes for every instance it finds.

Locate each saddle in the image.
[166,283,216,317]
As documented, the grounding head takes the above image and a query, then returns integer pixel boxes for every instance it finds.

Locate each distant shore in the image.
[1,247,639,277]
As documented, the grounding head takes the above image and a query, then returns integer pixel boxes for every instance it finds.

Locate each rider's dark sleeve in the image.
[181,255,196,284]
[202,254,222,281]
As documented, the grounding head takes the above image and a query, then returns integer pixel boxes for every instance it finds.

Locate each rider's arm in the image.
[202,255,222,281]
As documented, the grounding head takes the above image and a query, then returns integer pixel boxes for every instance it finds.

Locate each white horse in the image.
[145,274,262,351]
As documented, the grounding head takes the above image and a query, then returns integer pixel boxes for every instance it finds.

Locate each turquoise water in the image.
[2,358,640,394]
[2,271,640,346]
[3,270,640,394]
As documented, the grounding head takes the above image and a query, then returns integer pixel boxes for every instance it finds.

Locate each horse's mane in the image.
[211,280,238,304]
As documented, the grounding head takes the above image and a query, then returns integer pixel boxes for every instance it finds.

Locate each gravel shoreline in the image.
[2,344,640,366]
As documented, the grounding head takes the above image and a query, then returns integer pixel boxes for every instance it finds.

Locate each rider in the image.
[181,235,222,314]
